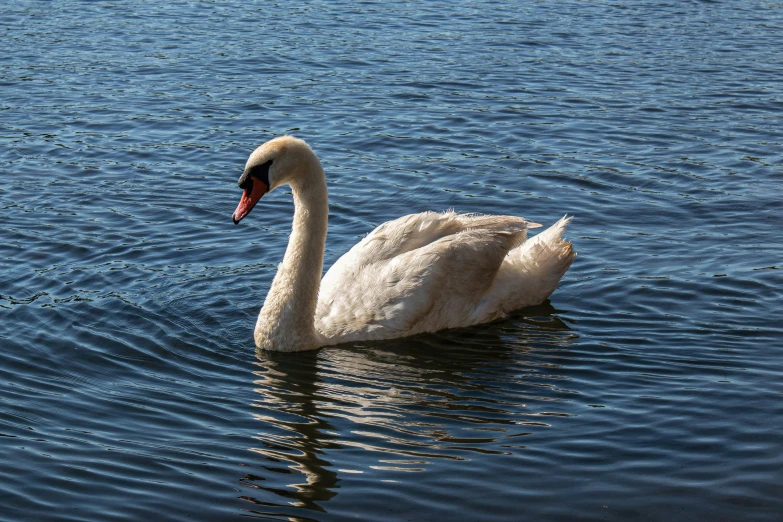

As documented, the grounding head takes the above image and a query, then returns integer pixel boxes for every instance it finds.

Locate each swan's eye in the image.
[238,159,273,192]
[250,160,273,186]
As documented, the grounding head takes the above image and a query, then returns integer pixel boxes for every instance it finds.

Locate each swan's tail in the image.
[488,215,575,311]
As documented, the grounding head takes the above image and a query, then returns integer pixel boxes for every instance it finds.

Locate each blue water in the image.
[1,1,782,520]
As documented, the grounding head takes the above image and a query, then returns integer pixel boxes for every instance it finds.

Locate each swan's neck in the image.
[255,164,328,352]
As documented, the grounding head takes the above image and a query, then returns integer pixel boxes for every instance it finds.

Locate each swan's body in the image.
[232,136,575,352]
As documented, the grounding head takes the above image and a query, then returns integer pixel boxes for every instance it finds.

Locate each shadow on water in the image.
[239,302,577,517]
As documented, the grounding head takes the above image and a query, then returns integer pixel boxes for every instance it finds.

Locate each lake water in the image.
[1,1,782,520]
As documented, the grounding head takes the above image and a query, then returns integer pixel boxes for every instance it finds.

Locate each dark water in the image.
[2,1,782,520]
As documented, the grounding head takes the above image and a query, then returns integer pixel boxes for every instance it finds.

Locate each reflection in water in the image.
[242,303,576,515]
[245,350,339,515]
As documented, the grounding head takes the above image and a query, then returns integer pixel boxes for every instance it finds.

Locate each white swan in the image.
[232,136,575,352]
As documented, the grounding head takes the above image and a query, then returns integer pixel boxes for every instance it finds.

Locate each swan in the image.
[232,136,575,352]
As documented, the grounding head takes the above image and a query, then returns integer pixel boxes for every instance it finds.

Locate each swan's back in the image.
[315,211,574,345]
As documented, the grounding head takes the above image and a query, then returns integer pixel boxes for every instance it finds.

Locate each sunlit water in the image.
[1,1,782,521]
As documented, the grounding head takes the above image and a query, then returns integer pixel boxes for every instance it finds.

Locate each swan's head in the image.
[232,136,320,225]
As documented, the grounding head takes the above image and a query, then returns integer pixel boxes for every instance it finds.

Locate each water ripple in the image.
[1,0,783,521]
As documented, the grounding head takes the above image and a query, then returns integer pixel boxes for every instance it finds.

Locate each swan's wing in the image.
[348,211,465,262]
[316,213,538,342]
[336,210,539,265]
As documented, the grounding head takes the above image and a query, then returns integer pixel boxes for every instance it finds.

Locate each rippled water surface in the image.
[2,1,782,520]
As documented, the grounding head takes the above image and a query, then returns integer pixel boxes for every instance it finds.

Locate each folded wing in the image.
[316,211,541,342]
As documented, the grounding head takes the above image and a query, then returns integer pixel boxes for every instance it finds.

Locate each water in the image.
[1,1,782,520]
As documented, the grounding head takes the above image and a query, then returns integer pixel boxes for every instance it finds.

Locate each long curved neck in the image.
[255,161,328,352]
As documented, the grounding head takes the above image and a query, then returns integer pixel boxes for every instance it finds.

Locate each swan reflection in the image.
[241,303,576,515]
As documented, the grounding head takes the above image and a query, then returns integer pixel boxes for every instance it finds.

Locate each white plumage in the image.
[232,136,575,352]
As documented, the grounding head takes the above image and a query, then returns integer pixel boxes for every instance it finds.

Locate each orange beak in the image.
[232,177,268,224]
